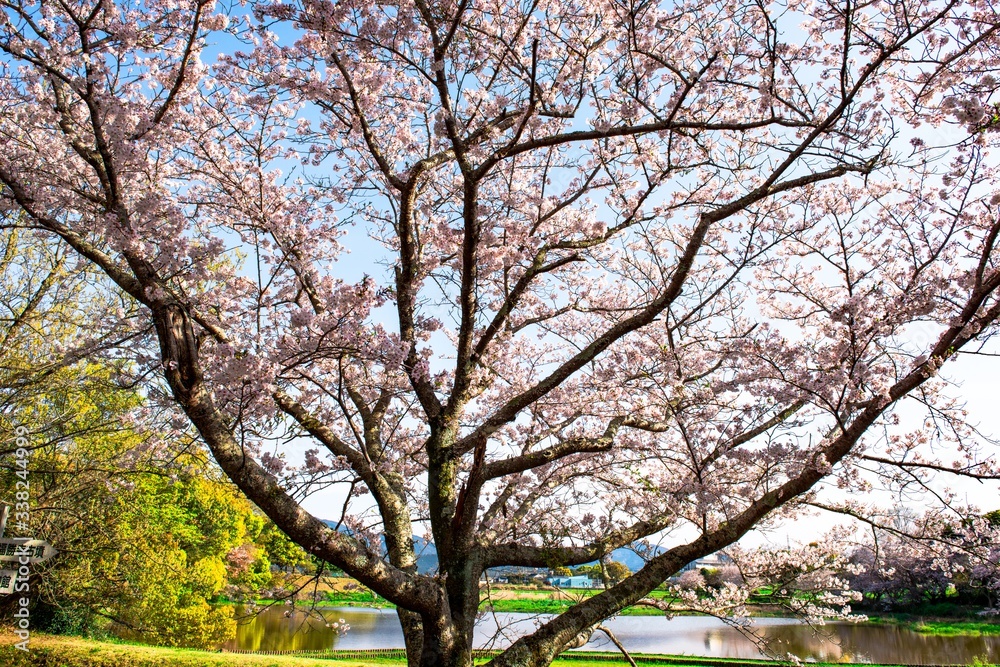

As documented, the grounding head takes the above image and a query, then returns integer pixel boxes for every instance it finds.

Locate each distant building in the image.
[484,565,547,584]
[546,574,598,588]
[677,551,732,574]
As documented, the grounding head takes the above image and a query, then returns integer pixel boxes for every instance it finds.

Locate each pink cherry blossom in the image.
[1,0,1000,665]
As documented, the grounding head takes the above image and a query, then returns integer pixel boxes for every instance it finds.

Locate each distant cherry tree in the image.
[2,0,1000,665]
[845,509,1000,611]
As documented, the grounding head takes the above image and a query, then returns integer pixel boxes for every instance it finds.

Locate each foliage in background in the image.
[845,510,1000,614]
[0,228,310,647]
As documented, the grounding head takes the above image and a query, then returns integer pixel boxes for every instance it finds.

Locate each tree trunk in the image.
[398,608,424,667]
[417,617,471,667]
[409,553,482,667]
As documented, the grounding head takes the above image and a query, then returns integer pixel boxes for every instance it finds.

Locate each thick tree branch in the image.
[859,454,1000,481]
[455,162,873,457]
[484,515,675,569]
[488,272,1000,667]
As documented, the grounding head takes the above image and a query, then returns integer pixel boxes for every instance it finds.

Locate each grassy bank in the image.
[226,587,1000,635]
[0,632,734,667]
[312,587,681,615]
[863,613,1000,636]
[907,620,1000,636]
[0,633,385,667]
[242,580,1000,628]
[239,587,664,614]
[0,632,943,667]
[305,593,809,619]
[245,593,1000,628]
[479,597,666,616]
[317,589,396,609]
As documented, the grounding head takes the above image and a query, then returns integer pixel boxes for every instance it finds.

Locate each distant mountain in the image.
[610,543,665,572]
[320,522,439,574]
[411,535,438,574]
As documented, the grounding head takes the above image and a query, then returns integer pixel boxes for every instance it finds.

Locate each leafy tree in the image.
[571,565,600,580]
[604,562,630,586]
[700,568,722,589]
[845,510,1000,612]
[0,229,288,646]
[257,522,313,575]
[2,1,1000,666]
[1,389,281,647]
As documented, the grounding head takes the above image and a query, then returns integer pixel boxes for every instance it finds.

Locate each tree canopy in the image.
[1,0,1000,665]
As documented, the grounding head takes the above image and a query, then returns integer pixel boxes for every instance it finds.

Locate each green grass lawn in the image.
[908,620,1000,636]
[479,597,670,616]
[317,589,396,609]
[0,633,719,667]
[862,612,1000,636]
[1,632,953,667]
[311,586,681,615]
[0,633,385,667]
[257,588,1000,629]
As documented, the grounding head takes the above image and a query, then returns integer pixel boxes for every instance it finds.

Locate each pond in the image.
[222,606,1000,664]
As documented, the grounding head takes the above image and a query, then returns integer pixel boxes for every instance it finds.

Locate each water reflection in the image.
[585,616,1000,664]
[229,606,402,652]
[222,607,1000,665]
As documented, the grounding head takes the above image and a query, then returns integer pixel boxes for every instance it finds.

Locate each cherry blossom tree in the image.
[842,508,1000,611]
[2,0,1000,665]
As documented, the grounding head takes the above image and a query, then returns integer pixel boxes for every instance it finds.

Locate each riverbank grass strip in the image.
[0,633,387,667]
[911,621,1000,636]
[0,634,712,667]
[0,632,990,667]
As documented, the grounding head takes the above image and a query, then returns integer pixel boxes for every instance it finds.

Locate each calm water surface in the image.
[223,606,1000,664]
